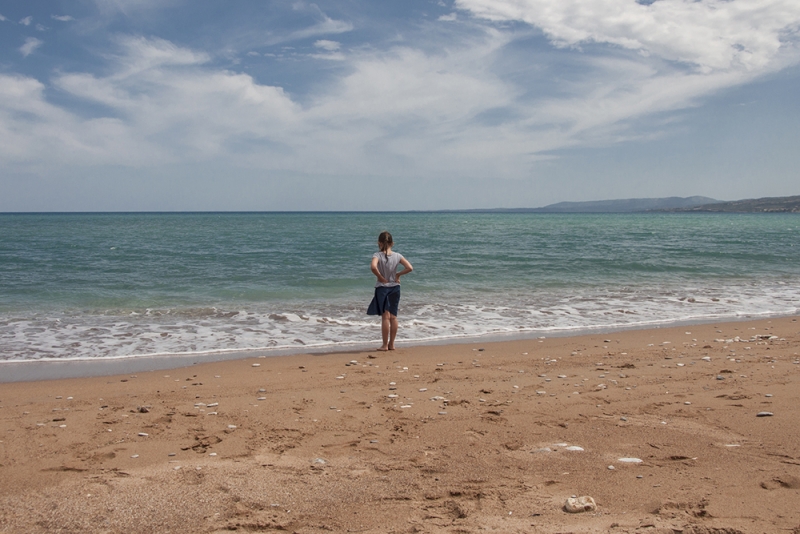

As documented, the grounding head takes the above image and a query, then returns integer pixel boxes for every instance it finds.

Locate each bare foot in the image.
[388,345,395,350]
[377,346,389,351]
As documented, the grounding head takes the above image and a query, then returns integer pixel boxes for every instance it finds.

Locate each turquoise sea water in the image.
[1,212,798,361]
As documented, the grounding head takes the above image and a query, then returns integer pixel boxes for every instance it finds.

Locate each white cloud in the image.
[439,13,458,22]
[93,0,182,17]
[20,16,33,26]
[283,3,353,42]
[19,37,43,57]
[0,74,146,167]
[314,39,340,51]
[110,35,210,78]
[455,0,800,74]
[2,9,799,196]
[310,52,346,61]
[531,59,748,144]
[286,15,353,41]
[2,34,523,178]
[44,38,298,165]
[0,13,7,22]
[52,15,75,22]
[436,0,800,156]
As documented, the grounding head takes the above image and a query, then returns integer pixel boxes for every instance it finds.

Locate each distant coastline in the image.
[3,195,799,215]
[658,195,800,213]
[442,195,718,214]
[432,194,800,214]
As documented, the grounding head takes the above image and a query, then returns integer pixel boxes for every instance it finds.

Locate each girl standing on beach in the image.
[367,231,413,351]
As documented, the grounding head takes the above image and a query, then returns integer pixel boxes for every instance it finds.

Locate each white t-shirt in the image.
[373,251,404,287]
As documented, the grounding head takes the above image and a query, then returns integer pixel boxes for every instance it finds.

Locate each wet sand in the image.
[1,316,799,533]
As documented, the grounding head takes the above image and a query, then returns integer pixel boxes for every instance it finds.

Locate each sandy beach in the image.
[1,316,799,533]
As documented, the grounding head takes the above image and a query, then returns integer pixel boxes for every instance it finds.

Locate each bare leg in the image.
[378,311,391,351]
[388,314,398,350]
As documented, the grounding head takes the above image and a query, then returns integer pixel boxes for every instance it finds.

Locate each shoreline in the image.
[1,315,799,532]
[1,312,795,383]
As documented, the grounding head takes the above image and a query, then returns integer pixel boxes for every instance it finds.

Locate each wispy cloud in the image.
[2,35,516,176]
[20,16,33,26]
[52,15,75,22]
[33,37,297,166]
[3,1,800,198]
[446,0,800,148]
[0,13,7,22]
[19,37,43,57]
[93,0,182,17]
[309,52,346,61]
[455,0,800,73]
[109,35,210,78]
[314,39,340,51]
[311,40,343,59]
[284,15,353,42]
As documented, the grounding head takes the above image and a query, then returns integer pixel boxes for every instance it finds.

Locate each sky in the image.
[1,0,799,211]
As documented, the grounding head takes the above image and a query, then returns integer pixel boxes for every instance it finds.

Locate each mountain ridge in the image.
[660,195,800,213]
[447,196,720,213]
[533,196,719,213]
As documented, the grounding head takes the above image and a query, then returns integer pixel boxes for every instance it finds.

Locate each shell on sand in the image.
[564,496,597,513]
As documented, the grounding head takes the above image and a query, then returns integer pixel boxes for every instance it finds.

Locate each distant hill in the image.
[436,194,800,214]
[663,195,800,213]
[529,196,720,213]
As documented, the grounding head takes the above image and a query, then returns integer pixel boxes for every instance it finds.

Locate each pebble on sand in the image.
[618,457,643,463]
[756,411,774,417]
[564,496,597,513]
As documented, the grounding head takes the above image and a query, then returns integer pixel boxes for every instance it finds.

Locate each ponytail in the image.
[378,231,393,252]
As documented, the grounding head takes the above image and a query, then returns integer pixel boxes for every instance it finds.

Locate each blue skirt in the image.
[367,286,401,316]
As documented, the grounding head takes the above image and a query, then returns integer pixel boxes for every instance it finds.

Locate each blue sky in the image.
[1,0,799,211]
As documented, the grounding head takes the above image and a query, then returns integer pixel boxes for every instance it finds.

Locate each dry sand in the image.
[1,317,799,533]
